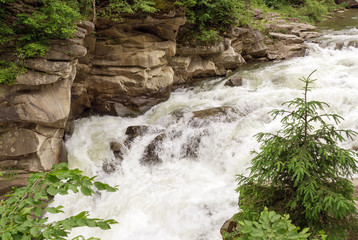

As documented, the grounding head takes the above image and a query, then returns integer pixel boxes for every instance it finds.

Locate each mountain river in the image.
[49,9,358,240]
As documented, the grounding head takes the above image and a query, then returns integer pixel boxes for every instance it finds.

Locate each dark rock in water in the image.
[192,106,236,119]
[225,76,243,87]
[110,141,125,161]
[181,134,202,158]
[220,217,238,238]
[180,130,209,158]
[125,125,149,136]
[124,125,150,147]
[140,133,166,166]
[190,107,237,127]
[102,161,117,173]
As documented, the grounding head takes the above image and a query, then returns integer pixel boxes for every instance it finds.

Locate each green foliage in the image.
[225,208,312,240]
[176,0,252,45]
[0,61,26,85]
[99,0,158,21]
[253,0,338,23]
[236,72,358,239]
[0,163,118,240]
[0,0,81,84]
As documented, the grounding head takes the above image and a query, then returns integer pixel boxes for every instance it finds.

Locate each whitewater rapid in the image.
[49,13,358,240]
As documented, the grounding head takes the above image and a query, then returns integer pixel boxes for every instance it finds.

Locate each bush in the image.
[176,0,252,45]
[0,163,118,240]
[236,72,358,239]
[0,61,26,85]
[224,208,313,240]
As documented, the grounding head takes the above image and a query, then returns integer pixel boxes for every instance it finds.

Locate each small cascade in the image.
[48,12,358,240]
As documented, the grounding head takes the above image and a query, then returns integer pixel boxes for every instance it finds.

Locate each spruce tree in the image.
[236,72,358,239]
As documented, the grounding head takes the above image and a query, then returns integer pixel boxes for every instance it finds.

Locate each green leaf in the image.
[45,207,63,214]
[2,232,11,240]
[97,221,111,230]
[80,186,93,196]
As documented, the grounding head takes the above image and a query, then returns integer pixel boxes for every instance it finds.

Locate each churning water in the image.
[49,10,358,240]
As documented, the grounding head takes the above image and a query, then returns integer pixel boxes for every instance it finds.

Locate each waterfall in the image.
[48,15,358,240]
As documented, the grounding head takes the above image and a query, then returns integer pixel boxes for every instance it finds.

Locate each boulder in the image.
[269,32,304,44]
[176,42,225,55]
[140,133,166,165]
[213,39,246,69]
[110,141,125,161]
[16,71,61,85]
[225,76,243,87]
[125,126,150,147]
[24,59,74,78]
[0,77,73,128]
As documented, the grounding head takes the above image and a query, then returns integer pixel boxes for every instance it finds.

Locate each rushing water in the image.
[49,10,358,240]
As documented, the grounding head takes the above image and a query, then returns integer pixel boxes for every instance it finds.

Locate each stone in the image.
[24,58,74,77]
[140,133,166,165]
[246,42,268,57]
[220,217,238,237]
[186,56,218,79]
[45,44,87,60]
[180,133,204,158]
[125,126,150,147]
[176,42,225,55]
[110,141,125,161]
[16,71,61,85]
[0,77,73,128]
[225,76,243,87]
[269,32,304,44]
[77,21,95,34]
[192,107,236,120]
[0,173,30,198]
[0,129,41,160]
[214,39,246,69]
[69,83,91,119]
[253,8,264,20]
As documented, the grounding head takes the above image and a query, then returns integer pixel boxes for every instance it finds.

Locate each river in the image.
[49,9,358,240]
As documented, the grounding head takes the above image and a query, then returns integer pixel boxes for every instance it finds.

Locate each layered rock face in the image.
[0,21,93,195]
[73,14,186,117]
[172,12,321,84]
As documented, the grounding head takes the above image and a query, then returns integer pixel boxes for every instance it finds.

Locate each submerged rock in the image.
[225,76,243,87]
[124,125,150,147]
[140,133,166,165]
[110,141,125,161]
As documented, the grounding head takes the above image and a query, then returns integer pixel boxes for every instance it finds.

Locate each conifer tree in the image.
[236,72,358,239]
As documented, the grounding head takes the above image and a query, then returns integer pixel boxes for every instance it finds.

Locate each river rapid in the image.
[49,10,358,240]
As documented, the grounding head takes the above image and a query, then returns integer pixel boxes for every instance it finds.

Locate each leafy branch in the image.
[0,163,118,240]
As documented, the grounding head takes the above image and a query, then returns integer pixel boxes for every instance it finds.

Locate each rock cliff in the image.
[0,21,94,196]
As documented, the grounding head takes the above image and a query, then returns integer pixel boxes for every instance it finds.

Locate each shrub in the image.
[236,72,358,239]
[0,163,118,240]
[224,208,313,240]
[176,0,252,45]
[0,61,26,85]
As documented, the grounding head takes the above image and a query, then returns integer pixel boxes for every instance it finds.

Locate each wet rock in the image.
[181,133,202,158]
[192,107,237,120]
[102,162,117,173]
[269,32,304,44]
[124,125,150,147]
[140,133,166,165]
[253,8,263,20]
[110,141,125,161]
[220,217,238,237]
[176,42,225,55]
[225,76,243,87]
